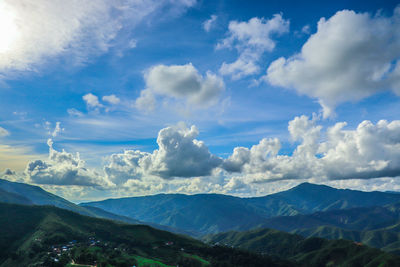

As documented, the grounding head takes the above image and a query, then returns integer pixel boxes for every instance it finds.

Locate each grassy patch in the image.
[133,255,173,267]
[182,253,210,266]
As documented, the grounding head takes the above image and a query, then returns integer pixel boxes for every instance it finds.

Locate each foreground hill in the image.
[204,228,400,267]
[81,183,400,236]
[1,203,397,267]
[0,203,294,267]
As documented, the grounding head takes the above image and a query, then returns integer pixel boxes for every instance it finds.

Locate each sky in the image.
[1,0,400,202]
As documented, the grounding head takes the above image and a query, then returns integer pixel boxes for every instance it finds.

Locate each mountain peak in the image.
[288,182,336,192]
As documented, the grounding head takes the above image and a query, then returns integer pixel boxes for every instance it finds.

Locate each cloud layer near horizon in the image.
[25,139,109,187]
[14,115,400,196]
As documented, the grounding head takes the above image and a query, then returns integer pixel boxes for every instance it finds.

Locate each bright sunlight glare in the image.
[0,3,19,53]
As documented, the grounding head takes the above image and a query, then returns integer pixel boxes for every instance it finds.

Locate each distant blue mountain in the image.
[81,182,400,236]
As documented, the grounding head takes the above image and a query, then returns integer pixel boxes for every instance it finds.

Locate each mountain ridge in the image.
[81,182,400,236]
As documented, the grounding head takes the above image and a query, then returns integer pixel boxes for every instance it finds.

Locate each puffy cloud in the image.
[203,14,217,32]
[265,7,400,117]
[0,0,196,76]
[104,123,222,184]
[320,119,400,180]
[135,89,156,112]
[102,94,120,105]
[104,150,150,185]
[25,139,109,187]
[0,127,9,137]
[103,115,400,191]
[218,14,289,79]
[222,115,400,183]
[135,63,225,112]
[83,93,103,109]
[16,115,400,197]
[222,138,281,173]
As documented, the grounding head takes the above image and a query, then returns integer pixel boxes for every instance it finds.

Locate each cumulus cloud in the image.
[0,127,9,137]
[264,7,400,117]
[104,123,222,184]
[101,114,400,192]
[18,115,400,196]
[0,0,196,76]
[222,115,400,183]
[135,63,225,112]
[102,94,120,105]
[203,14,217,32]
[25,139,109,187]
[83,93,103,109]
[217,14,289,79]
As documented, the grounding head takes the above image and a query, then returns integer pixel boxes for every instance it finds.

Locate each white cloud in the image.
[222,115,400,183]
[67,108,84,117]
[217,14,289,79]
[0,127,9,137]
[25,139,110,187]
[203,14,217,32]
[0,0,196,76]
[83,93,103,109]
[16,115,400,197]
[104,123,222,184]
[51,122,64,138]
[264,7,400,118]
[102,94,120,105]
[135,63,225,112]
[135,89,157,112]
[223,138,281,173]
[94,115,400,194]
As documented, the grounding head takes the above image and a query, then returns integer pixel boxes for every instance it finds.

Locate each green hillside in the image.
[292,225,400,255]
[252,202,400,253]
[0,203,292,267]
[205,228,400,267]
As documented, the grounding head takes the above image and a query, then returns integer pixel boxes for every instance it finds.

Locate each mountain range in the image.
[81,182,400,236]
[3,178,400,265]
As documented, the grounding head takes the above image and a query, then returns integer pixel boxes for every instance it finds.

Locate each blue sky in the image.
[1,0,400,201]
